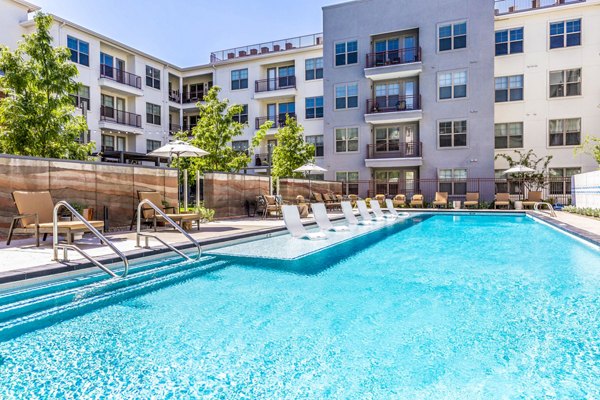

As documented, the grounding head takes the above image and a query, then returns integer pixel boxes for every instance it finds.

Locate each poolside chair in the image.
[495,193,510,209]
[433,192,448,208]
[262,195,282,219]
[322,193,341,211]
[282,205,327,240]
[392,194,406,208]
[385,199,410,218]
[463,192,480,209]
[7,190,105,247]
[312,203,349,232]
[374,194,386,207]
[410,194,424,208]
[522,191,543,209]
[132,191,202,231]
[341,201,371,225]
[312,192,325,203]
[370,201,396,219]
[357,200,384,221]
[348,194,358,207]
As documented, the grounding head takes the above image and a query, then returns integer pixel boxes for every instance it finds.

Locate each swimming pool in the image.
[0,214,599,398]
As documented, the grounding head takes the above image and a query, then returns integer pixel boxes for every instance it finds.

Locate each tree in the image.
[575,135,600,166]
[271,115,315,180]
[0,13,92,160]
[495,149,553,192]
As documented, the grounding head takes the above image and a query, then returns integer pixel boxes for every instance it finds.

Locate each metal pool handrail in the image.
[534,202,557,218]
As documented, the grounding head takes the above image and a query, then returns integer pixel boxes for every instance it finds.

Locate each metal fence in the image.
[494,0,585,15]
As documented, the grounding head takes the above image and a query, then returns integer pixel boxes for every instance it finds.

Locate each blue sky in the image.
[32,0,346,67]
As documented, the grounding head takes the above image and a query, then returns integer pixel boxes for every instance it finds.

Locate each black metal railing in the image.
[169,90,181,103]
[100,64,142,89]
[255,76,296,93]
[366,47,421,68]
[255,113,296,129]
[183,92,205,103]
[494,0,585,15]
[367,142,422,159]
[366,95,421,114]
[169,123,181,134]
[100,106,142,128]
[182,123,197,132]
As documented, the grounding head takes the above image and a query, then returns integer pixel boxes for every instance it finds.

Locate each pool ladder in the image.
[534,202,557,218]
[135,199,202,261]
[52,201,129,278]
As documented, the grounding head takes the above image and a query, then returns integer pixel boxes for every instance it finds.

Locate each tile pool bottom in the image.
[0,214,599,398]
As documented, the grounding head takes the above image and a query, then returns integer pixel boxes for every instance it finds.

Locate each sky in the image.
[31,0,347,67]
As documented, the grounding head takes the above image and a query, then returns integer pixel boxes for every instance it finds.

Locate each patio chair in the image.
[341,201,371,225]
[370,201,396,219]
[410,194,424,208]
[522,191,543,209]
[262,194,282,219]
[357,200,384,222]
[7,190,105,247]
[385,199,410,218]
[495,193,510,209]
[282,205,327,240]
[374,194,386,207]
[312,192,325,203]
[322,193,341,210]
[392,194,406,208]
[463,192,480,209]
[348,194,359,207]
[132,191,201,231]
[312,203,349,232]
[433,192,448,208]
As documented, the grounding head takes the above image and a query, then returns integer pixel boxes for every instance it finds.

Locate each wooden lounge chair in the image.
[7,190,105,247]
[322,193,341,210]
[522,191,543,209]
[132,191,201,231]
[463,192,480,209]
[262,194,282,219]
[312,192,325,203]
[392,194,406,208]
[410,194,424,208]
[433,192,448,208]
[495,193,510,209]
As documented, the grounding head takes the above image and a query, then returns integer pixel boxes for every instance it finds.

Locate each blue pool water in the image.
[1,214,599,398]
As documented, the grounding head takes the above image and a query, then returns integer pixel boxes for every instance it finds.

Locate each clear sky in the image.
[31,0,347,67]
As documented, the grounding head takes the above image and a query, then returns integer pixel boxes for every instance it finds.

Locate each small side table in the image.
[453,201,461,210]
[514,201,523,210]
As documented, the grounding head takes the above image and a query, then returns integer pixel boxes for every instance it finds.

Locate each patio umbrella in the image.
[294,163,328,201]
[503,165,536,201]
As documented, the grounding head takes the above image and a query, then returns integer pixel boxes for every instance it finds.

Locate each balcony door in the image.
[116,98,125,124]
[101,94,114,119]
[403,124,418,156]
[403,35,416,63]
[116,58,125,83]
[267,68,276,91]
[267,103,277,123]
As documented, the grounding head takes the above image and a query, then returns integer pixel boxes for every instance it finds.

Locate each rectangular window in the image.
[72,85,90,110]
[495,75,523,102]
[231,69,248,90]
[145,66,160,89]
[146,103,161,125]
[67,36,89,66]
[101,134,114,151]
[305,57,323,80]
[306,135,324,157]
[438,21,467,52]
[232,140,249,154]
[550,19,581,49]
[335,83,358,110]
[549,69,581,98]
[438,120,467,148]
[438,71,467,100]
[335,41,358,66]
[336,171,359,195]
[494,122,523,149]
[495,28,524,56]
[438,168,467,195]
[233,104,248,124]
[549,118,581,146]
[146,139,161,153]
[550,167,581,195]
[305,96,324,119]
[335,127,359,153]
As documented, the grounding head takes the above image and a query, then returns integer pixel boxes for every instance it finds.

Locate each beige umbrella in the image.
[294,163,328,200]
[503,165,536,200]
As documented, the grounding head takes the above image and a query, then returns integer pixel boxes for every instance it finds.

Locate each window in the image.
[335,41,358,66]
[549,167,581,195]
[100,52,113,77]
[146,66,160,89]
[231,69,248,90]
[438,22,467,51]
[336,171,359,195]
[72,85,90,110]
[233,104,248,124]
[67,36,89,66]
[438,169,467,195]
[146,103,161,125]
[307,173,325,181]
[495,75,523,102]
[549,118,581,146]
[101,135,125,152]
[438,71,467,100]
[305,97,324,119]
[232,140,249,154]
[374,127,400,152]
[335,127,359,153]
[146,140,161,153]
[549,69,581,98]
[550,19,581,49]
[439,120,467,148]
[306,135,324,157]
[305,57,323,80]
[335,83,358,110]
[495,28,523,56]
[495,122,523,149]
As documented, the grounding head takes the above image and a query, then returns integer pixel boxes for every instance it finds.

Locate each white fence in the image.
[573,171,600,208]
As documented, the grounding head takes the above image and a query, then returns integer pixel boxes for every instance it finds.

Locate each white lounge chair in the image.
[282,205,327,240]
[357,200,384,222]
[341,201,372,225]
[370,200,396,219]
[312,203,349,232]
[385,199,410,218]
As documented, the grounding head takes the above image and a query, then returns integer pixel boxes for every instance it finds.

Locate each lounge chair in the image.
[410,194,424,208]
[132,191,201,230]
[262,194,282,219]
[322,193,341,210]
[385,199,410,218]
[312,192,325,203]
[392,194,406,208]
[7,190,105,247]
[374,194,386,207]
[341,201,371,225]
[282,205,327,240]
[312,203,349,232]
[357,200,384,221]
[495,193,510,209]
[433,192,448,208]
[370,201,396,219]
[522,191,543,209]
[348,194,358,207]
[463,192,480,209]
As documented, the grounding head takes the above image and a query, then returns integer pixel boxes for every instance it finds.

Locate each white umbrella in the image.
[294,163,328,201]
[503,165,536,200]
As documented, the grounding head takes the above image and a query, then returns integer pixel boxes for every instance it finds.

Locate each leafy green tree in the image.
[271,115,315,180]
[0,13,92,160]
[495,149,553,192]
[575,135,600,166]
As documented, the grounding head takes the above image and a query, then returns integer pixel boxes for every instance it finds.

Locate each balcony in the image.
[254,77,297,100]
[494,0,585,15]
[210,33,323,62]
[169,123,181,134]
[365,95,422,125]
[182,123,197,132]
[169,90,181,103]
[365,47,422,81]
[99,106,142,133]
[255,113,296,130]
[182,92,205,105]
[98,65,143,96]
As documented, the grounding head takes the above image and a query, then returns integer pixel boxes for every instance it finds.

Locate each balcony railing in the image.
[366,95,421,114]
[210,33,323,62]
[494,0,585,15]
[367,142,422,159]
[100,106,142,128]
[99,65,142,89]
[255,76,296,93]
[183,92,205,104]
[169,123,181,134]
[255,113,296,129]
[182,123,197,132]
[169,90,181,103]
[366,47,421,68]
